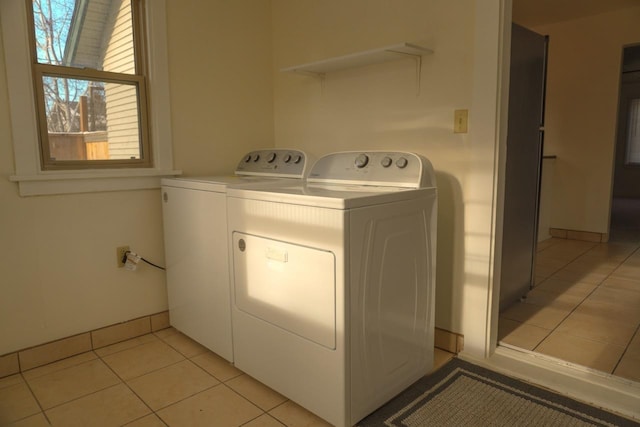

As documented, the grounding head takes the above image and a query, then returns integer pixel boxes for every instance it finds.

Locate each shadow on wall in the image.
[434,170,465,334]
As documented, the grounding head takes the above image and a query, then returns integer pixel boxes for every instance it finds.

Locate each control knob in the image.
[253,154,260,162]
[396,157,408,169]
[381,156,392,167]
[267,152,277,163]
[354,154,369,168]
[293,155,302,164]
[283,154,292,163]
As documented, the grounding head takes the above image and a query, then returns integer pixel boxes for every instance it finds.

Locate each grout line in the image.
[99,351,185,382]
[533,243,599,288]
[20,351,99,381]
[223,381,269,415]
[30,381,124,414]
[145,382,222,413]
[240,412,286,427]
[531,265,608,353]
[19,371,52,426]
[610,324,640,376]
[96,347,165,422]
[505,238,640,359]
[122,413,169,427]
[95,334,252,423]
[530,238,640,375]
[22,352,132,421]
[95,333,162,358]
[268,400,294,424]
[89,327,95,351]
[605,245,640,280]
[185,357,228,385]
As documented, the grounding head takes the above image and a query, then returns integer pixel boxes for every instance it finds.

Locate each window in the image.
[28,0,149,170]
[625,98,640,165]
[1,0,177,196]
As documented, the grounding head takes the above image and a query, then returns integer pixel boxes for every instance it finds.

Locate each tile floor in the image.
[0,327,454,426]
[499,237,640,381]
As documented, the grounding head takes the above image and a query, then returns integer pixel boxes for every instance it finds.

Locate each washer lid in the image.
[160,149,312,192]
[160,175,287,192]
[227,182,435,209]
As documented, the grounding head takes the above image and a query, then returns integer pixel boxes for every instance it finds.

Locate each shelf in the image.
[281,43,433,76]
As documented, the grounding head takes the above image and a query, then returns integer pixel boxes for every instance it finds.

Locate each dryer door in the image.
[232,232,336,349]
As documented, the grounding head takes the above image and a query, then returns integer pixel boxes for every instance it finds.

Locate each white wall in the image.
[534,7,640,234]
[271,0,503,344]
[0,1,274,355]
[166,1,274,176]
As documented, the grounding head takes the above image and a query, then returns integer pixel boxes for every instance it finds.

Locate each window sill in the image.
[9,169,182,196]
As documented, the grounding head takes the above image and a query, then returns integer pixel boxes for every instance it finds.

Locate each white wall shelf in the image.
[281,42,433,76]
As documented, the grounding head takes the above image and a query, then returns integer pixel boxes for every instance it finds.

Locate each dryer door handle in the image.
[266,246,288,263]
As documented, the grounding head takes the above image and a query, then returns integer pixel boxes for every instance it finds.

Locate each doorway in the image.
[497,2,640,384]
[611,45,640,243]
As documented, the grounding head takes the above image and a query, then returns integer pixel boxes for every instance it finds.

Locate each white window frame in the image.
[1,0,180,196]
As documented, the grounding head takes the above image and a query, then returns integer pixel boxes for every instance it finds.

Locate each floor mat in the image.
[358,358,639,427]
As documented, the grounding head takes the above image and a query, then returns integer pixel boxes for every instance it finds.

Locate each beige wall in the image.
[272,0,499,337]
[534,7,640,234]
[1,0,504,356]
[0,1,274,355]
[166,1,274,176]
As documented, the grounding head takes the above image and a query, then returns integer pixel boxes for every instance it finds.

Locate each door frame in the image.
[463,0,640,419]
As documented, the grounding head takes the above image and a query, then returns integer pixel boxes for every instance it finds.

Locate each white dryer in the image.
[226,151,437,426]
[160,149,311,362]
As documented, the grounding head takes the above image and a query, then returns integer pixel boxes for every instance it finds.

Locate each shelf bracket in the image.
[386,49,423,96]
[291,70,326,92]
[292,70,325,80]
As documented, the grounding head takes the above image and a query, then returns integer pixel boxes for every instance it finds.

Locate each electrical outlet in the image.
[116,246,130,268]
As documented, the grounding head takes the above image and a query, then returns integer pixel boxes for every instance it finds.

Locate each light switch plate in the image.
[454,109,468,133]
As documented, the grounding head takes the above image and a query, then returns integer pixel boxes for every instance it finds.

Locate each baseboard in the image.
[1,318,463,379]
[434,327,463,353]
[549,228,609,243]
[0,311,170,378]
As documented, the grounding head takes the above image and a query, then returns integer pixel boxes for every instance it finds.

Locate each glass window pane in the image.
[42,76,141,161]
[32,0,136,74]
[626,98,640,165]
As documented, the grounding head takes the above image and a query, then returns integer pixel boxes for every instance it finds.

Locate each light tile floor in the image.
[499,237,640,382]
[0,327,454,426]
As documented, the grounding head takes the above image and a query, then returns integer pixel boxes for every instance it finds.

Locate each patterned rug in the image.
[358,358,639,427]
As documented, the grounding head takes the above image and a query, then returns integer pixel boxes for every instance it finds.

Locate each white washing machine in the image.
[160,149,311,362]
[226,151,437,426]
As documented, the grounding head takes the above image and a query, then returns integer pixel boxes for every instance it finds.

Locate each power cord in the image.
[123,250,166,271]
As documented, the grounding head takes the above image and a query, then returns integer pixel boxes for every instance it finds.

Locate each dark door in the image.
[612,78,640,200]
[500,24,548,310]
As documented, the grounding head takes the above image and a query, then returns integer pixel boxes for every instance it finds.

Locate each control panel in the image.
[235,149,310,178]
[307,151,435,188]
